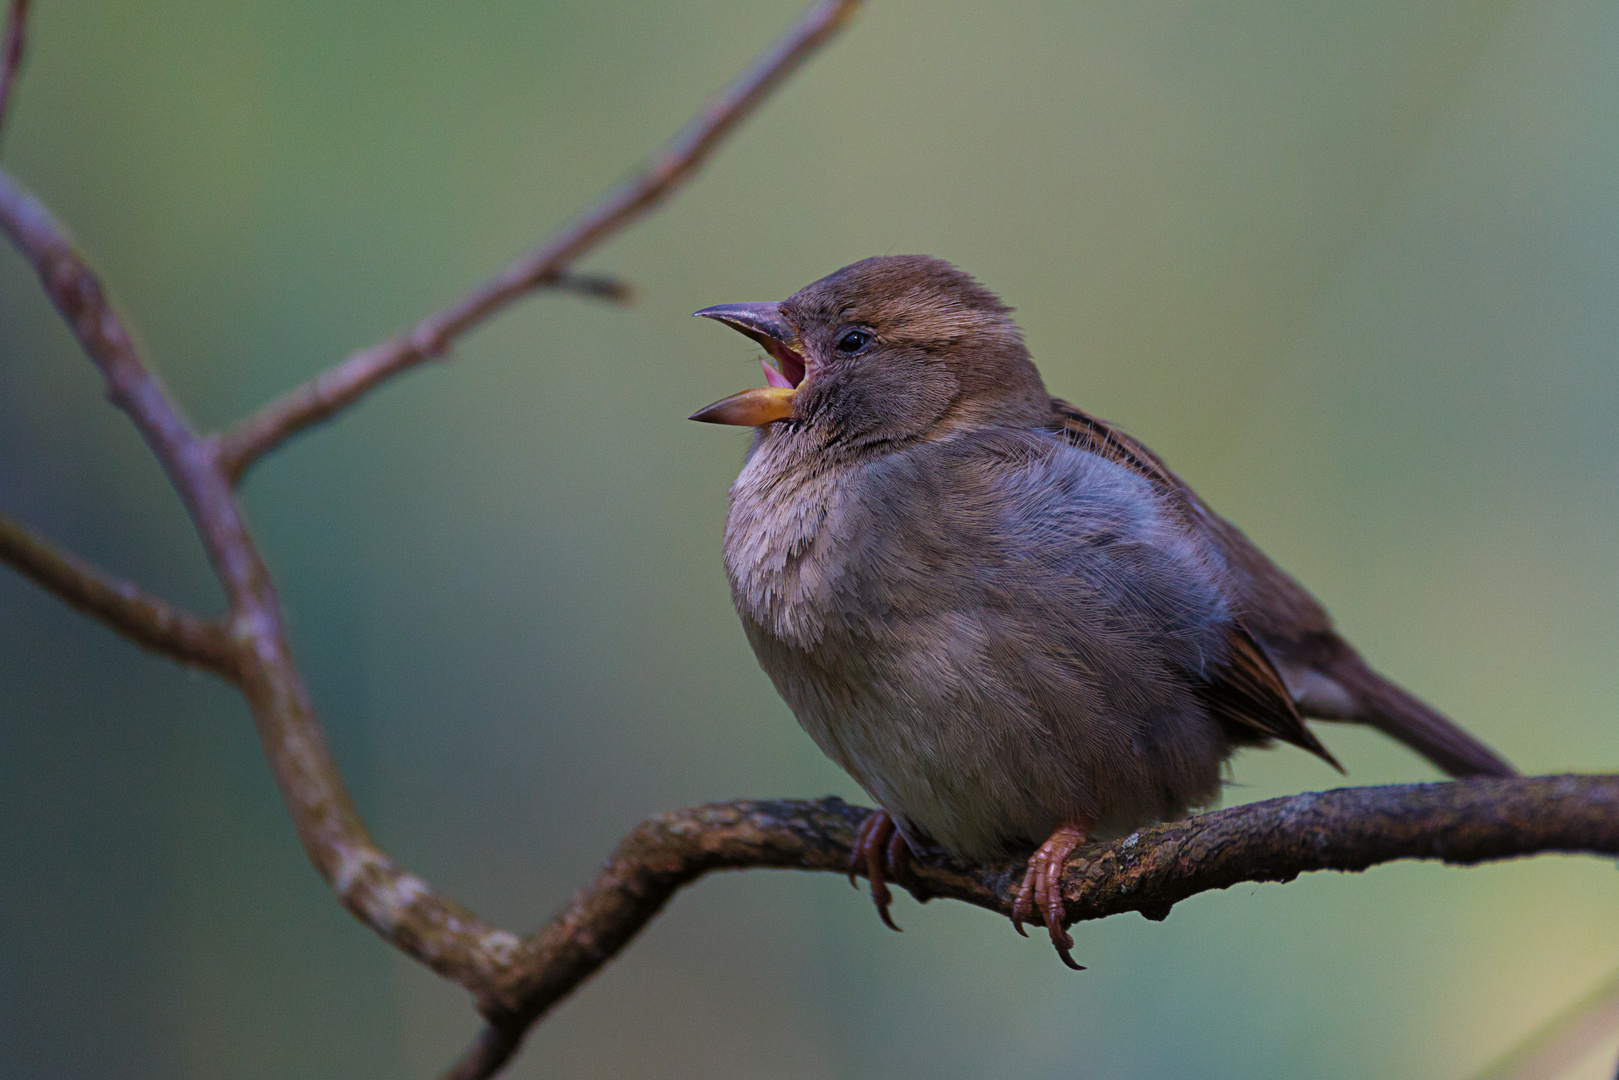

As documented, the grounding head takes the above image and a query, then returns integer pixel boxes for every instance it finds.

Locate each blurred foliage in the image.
[1,1,1616,1077]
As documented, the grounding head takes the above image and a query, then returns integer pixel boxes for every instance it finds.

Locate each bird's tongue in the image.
[761,357,793,388]
[761,341,806,388]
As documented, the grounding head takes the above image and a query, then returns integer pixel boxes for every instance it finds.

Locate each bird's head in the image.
[691,256,1050,448]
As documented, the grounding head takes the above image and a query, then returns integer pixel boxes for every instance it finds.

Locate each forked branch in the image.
[216,0,862,484]
[2,4,1612,1080]
[0,513,233,674]
[0,3,864,1077]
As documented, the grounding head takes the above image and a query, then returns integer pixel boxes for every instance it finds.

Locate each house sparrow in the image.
[691,255,1514,967]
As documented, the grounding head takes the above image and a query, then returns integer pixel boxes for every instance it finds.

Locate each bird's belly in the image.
[745,623,1054,859]
[744,612,1215,861]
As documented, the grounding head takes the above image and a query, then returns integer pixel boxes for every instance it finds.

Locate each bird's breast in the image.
[722,446,856,651]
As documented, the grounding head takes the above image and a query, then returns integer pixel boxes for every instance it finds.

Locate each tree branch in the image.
[6,6,1605,1080]
[430,775,1618,1080]
[216,0,863,485]
[0,166,399,943]
[0,4,864,1075]
[0,0,26,143]
[0,512,234,674]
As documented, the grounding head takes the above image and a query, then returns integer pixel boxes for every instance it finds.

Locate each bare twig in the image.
[1,156,530,1005]
[0,0,26,143]
[0,513,234,674]
[1,4,861,1076]
[216,0,862,484]
[0,160,364,894]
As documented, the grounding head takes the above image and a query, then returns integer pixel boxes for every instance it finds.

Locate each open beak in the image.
[690,302,805,426]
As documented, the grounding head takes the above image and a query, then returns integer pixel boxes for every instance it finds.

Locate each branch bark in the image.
[0,170,431,992]
[0,513,233,674]
[0,4,862,1076]
[0,170,214,512]
[438,775,1618,1079]
[215,0,863,485]
[503,776,1619,1012]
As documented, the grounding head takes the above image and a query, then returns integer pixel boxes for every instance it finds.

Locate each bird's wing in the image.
[1044,398,1338,768]
[1048,397,1334,641]
[1204,622,1341,770]
[1047,397,1514,778]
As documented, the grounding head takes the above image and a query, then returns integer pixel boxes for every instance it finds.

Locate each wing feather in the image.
[1048,396,1515,777]
[1049,397,1341,769]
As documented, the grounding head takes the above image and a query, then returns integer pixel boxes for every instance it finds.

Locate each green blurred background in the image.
[2,1,1616,1077]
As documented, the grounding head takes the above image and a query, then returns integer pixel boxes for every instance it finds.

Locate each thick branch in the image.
[0,0,869,1040]
[424,774,1619,1078]
[0,513,234,674]
[215,0,862,484]
[0,0,26,143]
[0,163,491,996]
[0,63,364,949]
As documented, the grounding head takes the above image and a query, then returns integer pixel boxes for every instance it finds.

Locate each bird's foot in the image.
[848,808,914,932]
[1010,821,1091,970]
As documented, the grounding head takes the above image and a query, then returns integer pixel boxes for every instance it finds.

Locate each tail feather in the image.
[1321,652,1516,778]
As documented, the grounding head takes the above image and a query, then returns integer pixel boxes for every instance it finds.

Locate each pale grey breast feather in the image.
[726,425,1237,703]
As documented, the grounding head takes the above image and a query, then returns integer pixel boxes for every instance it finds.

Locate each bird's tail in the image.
[1320,651,1516,778]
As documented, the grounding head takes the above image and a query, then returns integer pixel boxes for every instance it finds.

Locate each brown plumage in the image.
[1048,397,1513,778]
[692,255,1514,967]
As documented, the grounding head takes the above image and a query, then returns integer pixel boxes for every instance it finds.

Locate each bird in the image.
[689,255,1515,968]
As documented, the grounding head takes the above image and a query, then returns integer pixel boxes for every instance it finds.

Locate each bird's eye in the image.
[836,329,872,354]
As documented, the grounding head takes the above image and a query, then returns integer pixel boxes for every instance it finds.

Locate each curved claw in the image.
[869,869,900,932]
[1043,863,1084,970]
[884,828,912,889]
[849,813,882,890]
[1009,821,1092,968]
[1010,867,1036,937]
[848,809,910,932]
[1053,938,1086,971]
